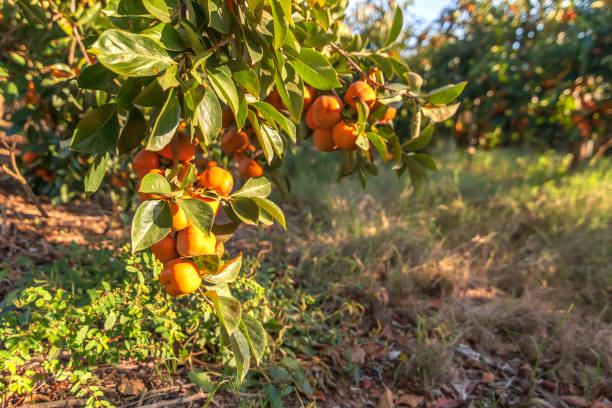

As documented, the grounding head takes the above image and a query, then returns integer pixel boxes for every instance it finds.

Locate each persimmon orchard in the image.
[2,0,465,386]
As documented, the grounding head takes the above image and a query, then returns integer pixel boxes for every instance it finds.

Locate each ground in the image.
[1,142,611,407]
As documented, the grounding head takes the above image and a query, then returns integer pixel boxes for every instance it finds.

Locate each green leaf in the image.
[212,293,242,334]
[116,77,147,109]
[232,176,271,198]
[177,198,215,236]
[274,63,303,121]
[226,60,260,97]
[366,131,388,161]
[251,101,296,143]
[139,172,171,194]
[157,65,179,90]
[229,329,250,384]
[188,371,213,392]
[142,0,170,22]
[240,314,267,365]
[118,108,147,154]
[133,80,166,107]
[147,87,181,151]
[271,0,289,49]
[251,197,285,229]
[206,65,245,129]
[142,23,185,51]
[77,64,118,91]
[287,48,341,91]
[131,200,172,252]
[413,153,437,171]
[247,112,275,164]
[15,0,47,24]
[75,325,89,344]
[205,0,234,34]
[421,102,461,122]
[84,152,109,198]
[384,6,403,47]
[229,196,259,224]
[405,156,426,191]
[104,312,117,330]
[71,104,119,154]
[424,82,467,105]
[90,29,174,77]
[202,253,242,285]
[403,124,434,151]
[195,87,222,145]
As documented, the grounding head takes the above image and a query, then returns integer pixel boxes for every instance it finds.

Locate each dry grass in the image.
[274,143,612,402]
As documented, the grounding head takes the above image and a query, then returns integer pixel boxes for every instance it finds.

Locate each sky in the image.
[407,0,451,26]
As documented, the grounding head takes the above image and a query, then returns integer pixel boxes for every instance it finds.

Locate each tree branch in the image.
[0,136,49,218]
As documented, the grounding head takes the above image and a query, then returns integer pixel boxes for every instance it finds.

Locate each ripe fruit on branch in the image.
[222,108,234,128]
[133,150,160,179]
[332,121,360,151]
[170,202,192,231]
[303,86,316,109]
[238,157,263,180]
[22,152,40,164]
[305,106,318,130]
[177,225,217,257]
[266,90,285,111]
[344,81,376,111]
[198,167,234,196]
[221,129,250,156]
[312,128,336,152]
[151,234,179,263]
[161,258,202,295]
[312,95,343,129]
[34,168,53,182]
[159,132,196,161]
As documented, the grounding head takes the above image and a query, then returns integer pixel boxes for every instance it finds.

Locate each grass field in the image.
[1,143,611,406]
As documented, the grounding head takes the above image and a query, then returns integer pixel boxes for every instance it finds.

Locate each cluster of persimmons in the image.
[132,131,233,297]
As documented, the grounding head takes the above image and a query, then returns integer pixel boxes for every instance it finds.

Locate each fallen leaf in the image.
[428,298,443,309]
[562,396,588,407]
[348,345,366,364]
[117,378,146,395]
[397,393,424,407]
[377,387,394,408]
[481,372,495,384]
[435,398,460,408]
[314,390,326,402]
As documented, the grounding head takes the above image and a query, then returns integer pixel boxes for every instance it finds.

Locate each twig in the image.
[0,136,49,218]
[138,392,217,408]
[328,43,394,91]
[73,25,93,66]
[21,399,86,408]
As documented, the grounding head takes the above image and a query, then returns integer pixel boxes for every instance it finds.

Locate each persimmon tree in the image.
[413,0,611,167]
[7,0,464,383]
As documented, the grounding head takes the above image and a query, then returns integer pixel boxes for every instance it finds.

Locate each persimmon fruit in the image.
[159,132,196,162]
[238,157,263,179]
[177,225,217,257]
[344,81,376,111]
[311,95,343,129]
[169,202,192,231]
[162,258,202,295]
[221,129,250,156]
[312,128,336,152]
[198,167,234,196]
[151,234,179,263]
[133,150,160,179]
[332,121,360,151]
[22,152,40,164]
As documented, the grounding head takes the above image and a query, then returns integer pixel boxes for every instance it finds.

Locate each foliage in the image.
[3,0,464,388]
[412,0,612,165]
